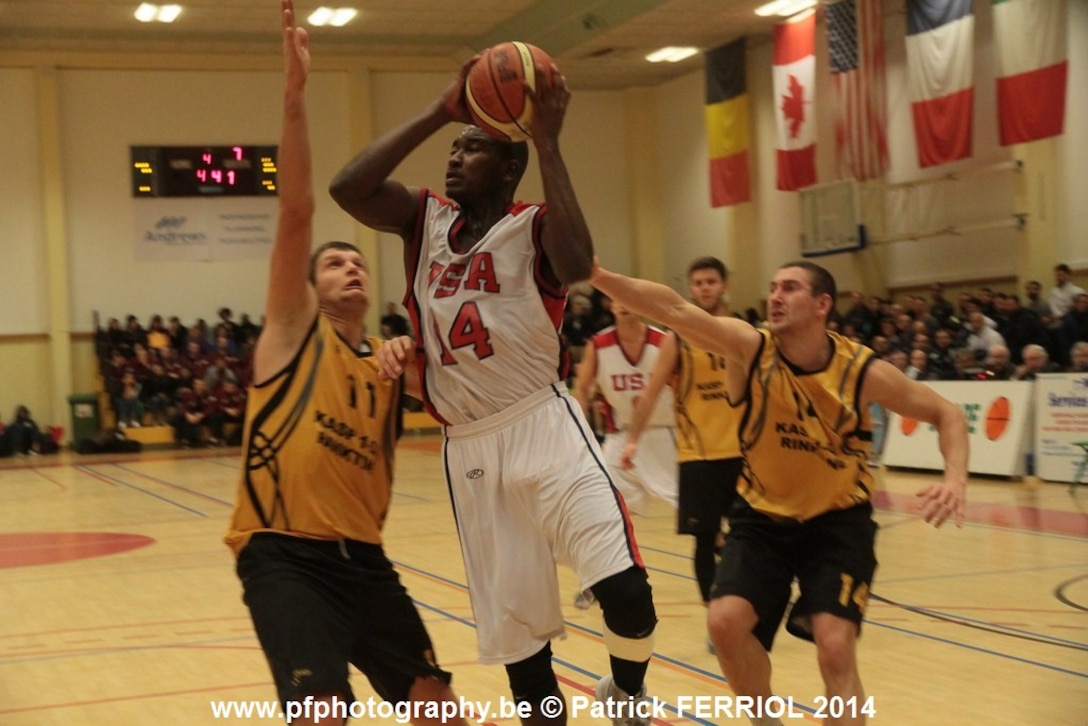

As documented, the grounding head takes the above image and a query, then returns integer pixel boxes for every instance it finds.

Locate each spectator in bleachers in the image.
[888,350,909,373]
[976,287,998,319]
[207,378,246,446]
[236,313,261,345]
[1067,292,1088,343]
[203,356,238,391]
[181,340,210,381]
[142,362,174,425]
[115,370,143,428]
[104,317,126,353]
[216,307,239,343]
[103,348,128,400]
[379,302,411,340]
[146,315,170,352]
[869,335,892,359]
[906,348,937,381]
[928,283,955,328]
[190,318,211,352]
[982,345,1016,380]
[1046,264,1085,365]
[890,313,915,353]
[166,316,188,352]
[965,311,1006,361]
[912,332,931,353]
[907,295,939,335]
[995,293,1050,364]
[1024,280,1051,320]
[1013,344,1061,380]
[1069,341,1088,372]
[953,347,986,379]
[928,328,959,379]
[172,380,215,448]
[123,314,147,352]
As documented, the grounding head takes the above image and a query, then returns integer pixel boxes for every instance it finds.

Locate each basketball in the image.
[465,41,556,142]
[985,396,1010,441]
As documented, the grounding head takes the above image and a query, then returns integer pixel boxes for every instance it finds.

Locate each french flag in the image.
[906,0,974,167]
[773,10,816,191]
[994,0,1068,145]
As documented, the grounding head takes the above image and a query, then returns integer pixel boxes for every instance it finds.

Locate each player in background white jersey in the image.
[330,58,658,726]
[573,299,677,516]
[571,299,678,611]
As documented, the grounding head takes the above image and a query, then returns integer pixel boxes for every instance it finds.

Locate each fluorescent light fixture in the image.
[134,3,182,23]
[134,3,158,22]
[330,8,358,27]
[310,7,360,27]
[645,46,699,63]
[755,0,817,17]
[308,7,334,25]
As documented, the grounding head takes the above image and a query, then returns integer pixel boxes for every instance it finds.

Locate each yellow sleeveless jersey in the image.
[674,338,742,462]
[738,329,875,521]
[225,316,400,555]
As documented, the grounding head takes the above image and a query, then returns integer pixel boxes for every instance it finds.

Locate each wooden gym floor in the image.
[0,437,1084,725]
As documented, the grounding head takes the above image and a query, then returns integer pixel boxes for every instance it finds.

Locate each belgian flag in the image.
[705,38,750,207]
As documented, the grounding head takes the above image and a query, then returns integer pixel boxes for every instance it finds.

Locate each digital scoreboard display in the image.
[131,145,278,197]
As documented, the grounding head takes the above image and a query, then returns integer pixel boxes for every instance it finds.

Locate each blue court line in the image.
[866,620,1088,679]
[395,557,1088,684]
[112,464,234,507]
[75,466,207,517]
[869,598,1088,651]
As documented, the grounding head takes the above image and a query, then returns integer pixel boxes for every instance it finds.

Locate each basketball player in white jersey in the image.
[330,59,657,725]
[573,299,678,517]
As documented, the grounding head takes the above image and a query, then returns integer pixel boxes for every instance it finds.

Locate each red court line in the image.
[872,490,1088,536]
[31,468,68,490]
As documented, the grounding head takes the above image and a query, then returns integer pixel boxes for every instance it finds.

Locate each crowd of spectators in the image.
[96,307,259,448]
[835,264,1086,383]
[833,264,1086,464]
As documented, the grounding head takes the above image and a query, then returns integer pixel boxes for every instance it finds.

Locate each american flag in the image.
[827,0,887,181]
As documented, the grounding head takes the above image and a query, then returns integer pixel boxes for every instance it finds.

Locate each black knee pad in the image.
[591,566,657,638]
[505,643,558,704]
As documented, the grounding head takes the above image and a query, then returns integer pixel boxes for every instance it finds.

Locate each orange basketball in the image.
[465,41,556,142]
[985,396,1010,441]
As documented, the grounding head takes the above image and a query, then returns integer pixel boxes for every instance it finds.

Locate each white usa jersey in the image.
[593,325,675,432]
[406,190,568,425]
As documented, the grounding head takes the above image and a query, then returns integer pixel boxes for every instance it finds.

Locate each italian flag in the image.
[993,0,1068,145]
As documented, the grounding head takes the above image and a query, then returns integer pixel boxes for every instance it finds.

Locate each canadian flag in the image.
[773,10,816,191]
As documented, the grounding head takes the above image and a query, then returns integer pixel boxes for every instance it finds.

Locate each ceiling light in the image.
[157,5,182,22]
[329,8,358,27]
[645,46,699,64]
[754,0,817,17]
[134,3,182,23]
[308,7,334,25]
[134,3,158,22]
[309,7,359,27]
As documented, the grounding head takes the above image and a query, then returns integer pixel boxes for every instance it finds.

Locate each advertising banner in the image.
[1033,373,1088,483]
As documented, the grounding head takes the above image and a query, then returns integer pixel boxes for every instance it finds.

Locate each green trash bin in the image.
[68,393,101,443]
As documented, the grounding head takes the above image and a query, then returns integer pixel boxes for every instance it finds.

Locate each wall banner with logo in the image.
[133,198,276,261]
[1033,373,1088,483]
[883,381,1033,476]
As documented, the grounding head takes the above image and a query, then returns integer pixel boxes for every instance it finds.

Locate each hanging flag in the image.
[906,0,974,167]
[993,0,1067,145]
[705,38,750,207]
[773,10,816,191]
[827,0,888,181]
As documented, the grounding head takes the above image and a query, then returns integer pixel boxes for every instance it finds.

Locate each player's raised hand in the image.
[282,0,310,90]
[377,335,414,380]
[439,55,479,124]
[915,477,966,528]
[525,66,569,144]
